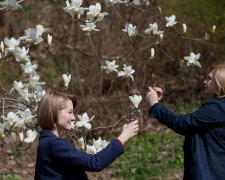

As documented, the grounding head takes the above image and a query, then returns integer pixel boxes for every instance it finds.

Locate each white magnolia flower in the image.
[47,34,52,45]
[101,60,119,73]
[124,0,140,6]
[19,109,35,124]
[20,62,38,74]
[184,52,201,68]
[165,15,177,27]
[1,111,19,126]
[183,23,187,33]
[78,137,85,149]
[29,74,41,89]
[28,92,39,104]
[0,122,10,132]
[4,37,20,55]
[122,23,137,37]
[93,137,109,152]
[0,0,24,11]
[24,129,37,143]
[11,80,25,92]
[150,48,155,59]
[63,0,84,19]
[144,22,164,35]
[86,145,97,154]
[86,3,108,22]
[76,112,94,129]
[23,29,42,44]
[18,87,32,103]
[36,24,49,36]
[62,74,71,88]
[0,122,5,133]
[35,87,46,101]
[129,95,142,108]
[80,22,100,33]
[20,25,49,45]
[118,64,135,81]
[0,41,4,52]
[13,47,30,62]
[19,132,24,142]
[11,132,16,143]
[143,0,150,6]
[86,137,109,154]
[14,118,25,128]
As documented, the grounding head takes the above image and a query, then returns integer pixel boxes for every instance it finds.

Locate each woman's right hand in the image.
[117,120,139,145]
[153,87,163,101]
[146,86,163,108]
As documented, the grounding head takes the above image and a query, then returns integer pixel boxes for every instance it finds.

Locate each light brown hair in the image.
[213,65,225,98]
[37,91,77,130]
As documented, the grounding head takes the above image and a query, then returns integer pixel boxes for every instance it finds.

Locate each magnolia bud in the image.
[211,25,216,33]
[150,48,155,59]
[160,34,163,43]
[158,7,162,14]
[47,34,52,46]
[66,0,70,7]
[19,132,24,142]
[77,13,81,20]
[183,23,187,33]
[204,32,209,40]
[11,132,17,143]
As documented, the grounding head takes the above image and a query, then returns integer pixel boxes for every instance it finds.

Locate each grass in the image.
[111,129,184,180]
[0,174,21,180]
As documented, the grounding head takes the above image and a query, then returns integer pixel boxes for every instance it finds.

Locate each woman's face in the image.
[203,69,218,97]
[56,100,76,132]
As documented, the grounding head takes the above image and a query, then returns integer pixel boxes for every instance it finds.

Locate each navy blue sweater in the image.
[35,130,124,180]
[149,98,225,180]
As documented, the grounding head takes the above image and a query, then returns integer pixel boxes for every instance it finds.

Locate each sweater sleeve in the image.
[50,138,124,172]
[149,101,225,135]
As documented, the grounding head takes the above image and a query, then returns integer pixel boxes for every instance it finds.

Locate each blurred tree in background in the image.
[0,0,224,131]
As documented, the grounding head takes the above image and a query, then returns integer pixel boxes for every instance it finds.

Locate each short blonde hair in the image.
[37,91,77,130]
[213,65,225,98]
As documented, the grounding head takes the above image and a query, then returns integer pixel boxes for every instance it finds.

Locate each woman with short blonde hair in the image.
[35,91,139,180]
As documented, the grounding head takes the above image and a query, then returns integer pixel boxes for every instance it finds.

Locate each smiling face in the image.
[203,69,218,98]
[54,99,75,134]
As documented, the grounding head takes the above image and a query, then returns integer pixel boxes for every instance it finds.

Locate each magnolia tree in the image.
[0,0,217,157]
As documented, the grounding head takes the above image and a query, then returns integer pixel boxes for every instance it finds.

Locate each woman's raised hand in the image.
[146,86,163,107]
[117,120,139,145]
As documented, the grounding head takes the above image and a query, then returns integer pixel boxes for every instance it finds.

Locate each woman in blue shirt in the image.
[35,91,139,180]
[146,65,225,180]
